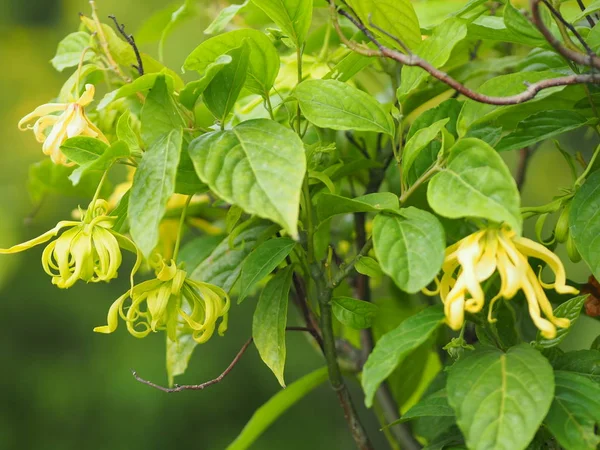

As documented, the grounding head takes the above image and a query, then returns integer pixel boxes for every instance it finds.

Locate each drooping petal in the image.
[514,235,579,295]
[77,84,96,106]
[521,271,558,339]
[93,290,130,334]
[33,115,59,143]
[18,103,67,130]
[0,220,78,254]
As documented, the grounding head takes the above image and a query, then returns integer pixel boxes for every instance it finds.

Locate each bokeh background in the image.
[0,1,598,449]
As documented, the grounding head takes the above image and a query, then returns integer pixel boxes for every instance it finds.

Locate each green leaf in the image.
[428,138,522,234]
[361,305,445,407]
[166,328,197,387]
[332,297,378,329]
[226,367,328,450]
[496,110,593,152]
[178,235,224,274]
[503,1,545,47]
[407,98,462,140]
[316,192,399,223]
[203,40,250,122]
[191,221,271,292]
[67,141,130,185]
[402,118,448,184]
[447,345,554,450]
[544,371,600,450]
[398,18,467,99]
[553,350,600,384]
[27,159,107,204]
[570,170,600,280]
[60,137,108,165]
[184,29,280,97]
[535,295,588,348]
[179,55,232,110]
[141,0,196,61]
[116,111,142,155]
[111,190,130,233]
[51,31,94,72]
[457,71,568,135]
[295,79,395,136]
[238,237,296,303]
[188,119,305,238]
[389,390,454,425]
[325,51,374,82]
[573,0,600,23]
[140,75,183,146]
[97,72,175,110]
[253,265,293,387]
[129,128,182,258]
[250,0,313,48]
[354,256,384,278]
[373,208,446,294]
[175,148,209,195]
[204,1,250,35]
[345,0,421,51]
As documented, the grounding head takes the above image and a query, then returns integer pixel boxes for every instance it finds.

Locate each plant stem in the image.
[84,169,110,222]
[173,195,193,262]
[399,164,441,204]
[575,142,600,186]
[313,264,374,450]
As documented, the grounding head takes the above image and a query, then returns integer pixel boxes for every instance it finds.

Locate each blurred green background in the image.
[0,1,599,449]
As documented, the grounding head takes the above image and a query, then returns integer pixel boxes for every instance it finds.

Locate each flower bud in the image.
[554,202,571,244]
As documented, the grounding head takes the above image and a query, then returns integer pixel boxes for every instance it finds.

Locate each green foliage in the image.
[373,208,446,293]
[253,265,294,386]
[11,0,600,448]
[226,367,328,449]
[362,306,445,407]
[188,119,305,237]
[428,138,522,234]
[331,296,378,329]
[295,79,395,135]
[447,345,554,450]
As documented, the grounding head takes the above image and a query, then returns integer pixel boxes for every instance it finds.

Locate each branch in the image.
[330,238,373,288]
[108,14,144,75]
[329,0,600,106]
[576,0,596,28]
[132,327,316,393]
[532,0,597,64]
[516,147,533,191]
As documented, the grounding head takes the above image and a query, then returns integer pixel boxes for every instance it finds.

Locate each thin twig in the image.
[531,0,599,68]
[88,1,129,82]
[539,0,594,56]
[108,15,144,75]
[132,327,315,393]
[516,147,533,191]
[345,132,370,159]
[330,239,373,288]
[577,0,595,27]
[330,0,600,105]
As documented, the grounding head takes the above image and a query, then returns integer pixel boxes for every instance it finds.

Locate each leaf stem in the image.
[329,238,373,288]
[399,163,441,204]
[173,195,193,263]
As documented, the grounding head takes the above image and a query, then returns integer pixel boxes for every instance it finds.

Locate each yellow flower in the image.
[95,258,230,344]
[18,84,108,165]
[429,226,578,339]
[0,200,139,289]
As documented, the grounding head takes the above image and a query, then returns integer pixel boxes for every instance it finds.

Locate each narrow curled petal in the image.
[77,84,96,106]
[18,103,67,130]
[0,221,79,254]
[514,235,579,294]
[93,291,130,334]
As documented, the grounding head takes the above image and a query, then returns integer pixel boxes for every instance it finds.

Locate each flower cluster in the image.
[0,200,139,289]
[95,258,230,344]
[18,84,107,165]
[429,226,578,339]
